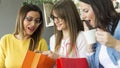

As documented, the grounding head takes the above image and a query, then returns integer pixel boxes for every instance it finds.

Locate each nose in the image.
[80,12,86,20]
[31,21,36,26]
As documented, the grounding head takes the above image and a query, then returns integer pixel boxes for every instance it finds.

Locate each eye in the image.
[83,9,89,13]
[51,15,59,20]
[35,19,40,23]
[25,17,33,22]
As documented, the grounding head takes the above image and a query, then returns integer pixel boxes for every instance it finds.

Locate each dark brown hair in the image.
[80,0,120,35]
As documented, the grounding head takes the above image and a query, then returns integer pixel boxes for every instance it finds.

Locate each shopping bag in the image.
[22,50,56,68]
[57,58,89,68]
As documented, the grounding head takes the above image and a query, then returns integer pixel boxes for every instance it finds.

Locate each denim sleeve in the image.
[87,53,96,68]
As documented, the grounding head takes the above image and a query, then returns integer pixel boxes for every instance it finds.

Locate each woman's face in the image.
[52,11,67,31]
[23,11,41,36]
[79,1,96,27]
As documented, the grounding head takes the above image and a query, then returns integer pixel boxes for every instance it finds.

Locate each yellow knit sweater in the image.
[0,34,48,68]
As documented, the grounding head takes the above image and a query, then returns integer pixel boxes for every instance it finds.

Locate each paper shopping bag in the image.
[22,50,56,68]
[57,58,89,68]
[37,54,56,68]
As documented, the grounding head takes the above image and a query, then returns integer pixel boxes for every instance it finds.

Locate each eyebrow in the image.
[26,16,40,19]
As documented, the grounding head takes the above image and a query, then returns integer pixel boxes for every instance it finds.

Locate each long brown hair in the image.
[14,4,44,51]
[51,0,84,53]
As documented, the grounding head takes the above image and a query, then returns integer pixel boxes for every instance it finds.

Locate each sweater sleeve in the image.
[0,36,6,67]
[37,38,48,51]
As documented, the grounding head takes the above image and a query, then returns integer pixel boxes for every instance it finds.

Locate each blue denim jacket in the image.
[89,20,120,68]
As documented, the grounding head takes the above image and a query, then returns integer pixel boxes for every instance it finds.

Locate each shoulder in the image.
[39,37,47,44]
[38,37,48,47]
[50,34,55,40]
[0,34,13,41]
[77,31,86,40]
[0,34,13,49]
[37,38,48,51]
[40,38,46,42]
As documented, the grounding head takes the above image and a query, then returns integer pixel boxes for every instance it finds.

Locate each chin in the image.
[27,32,34,36]
[56,27,61,30]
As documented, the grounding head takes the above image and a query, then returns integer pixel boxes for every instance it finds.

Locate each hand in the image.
[42,51,59,60]
[34,50,42,53]
[83,21,89,31]
[96,28,117,48]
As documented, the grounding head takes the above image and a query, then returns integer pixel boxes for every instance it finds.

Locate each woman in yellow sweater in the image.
[0,4,48,68]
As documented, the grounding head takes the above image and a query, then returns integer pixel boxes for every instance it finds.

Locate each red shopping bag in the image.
[22,50,56,68]
[57,58,89,68]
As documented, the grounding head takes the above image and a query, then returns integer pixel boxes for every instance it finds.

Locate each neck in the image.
[62,29,70,40]
[15,34,30,40]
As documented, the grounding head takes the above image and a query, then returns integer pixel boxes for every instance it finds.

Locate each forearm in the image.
[109,38,120,52]
[106,36,120,52]
[114,39,120,52]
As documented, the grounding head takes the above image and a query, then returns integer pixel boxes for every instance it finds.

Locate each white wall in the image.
[0,0,22,38]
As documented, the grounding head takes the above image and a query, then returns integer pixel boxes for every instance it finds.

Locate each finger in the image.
[48,53,54,58]
[83,21,89,31]
[34,50,42,53]
[96,28,105,36]
[96,28,104,32]
[42,51,49,55]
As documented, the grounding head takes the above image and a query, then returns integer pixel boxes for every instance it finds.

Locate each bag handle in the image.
[66,43,78,57]
[27,38,34,51]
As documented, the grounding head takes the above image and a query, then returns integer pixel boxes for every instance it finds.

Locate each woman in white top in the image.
[49,0,88,58]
